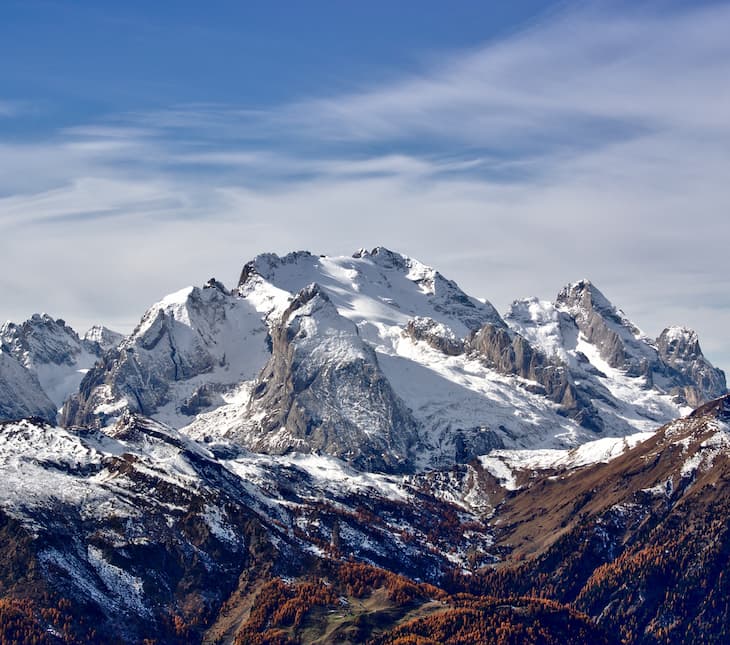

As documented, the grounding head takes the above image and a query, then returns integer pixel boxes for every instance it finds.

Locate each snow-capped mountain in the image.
[57,248,725,473]
[1,391,729,642]
[0,246,728,643]
[455,393,730,644]
[61,279,270,431]
[0,314,122,421]
[507,280,725,433]
[0,412,491,642]
[82,324,124,352]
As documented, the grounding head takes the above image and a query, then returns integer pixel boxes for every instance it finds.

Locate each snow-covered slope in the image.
[506,282,726,436]
[238,247,505,337]
[0,314,122,419]
[0,412,492,640]
[227,283,419,472]
[478,431,656,491]
[62,279,270,429]
[0,348,57,422]
[54,248,726,473]
[83,325,124,352]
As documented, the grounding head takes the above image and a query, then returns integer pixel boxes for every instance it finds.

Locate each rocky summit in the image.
[0,247,727,644]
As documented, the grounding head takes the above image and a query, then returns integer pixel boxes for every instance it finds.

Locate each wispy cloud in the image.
[272,4,730,146]
[0,3,729,368]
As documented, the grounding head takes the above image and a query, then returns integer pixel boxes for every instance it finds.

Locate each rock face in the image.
[468,323,573,406]
[1,314,86,369]
[404,317,464,356]
[0,314,120,417]
[239,284,419,473]
[62,282,270,429]
[555,280,655,375]
[656,326,727,407]
[553,281,726,405]
[82,325,124,352]
[12,247,720,473]
[509,282,726,420]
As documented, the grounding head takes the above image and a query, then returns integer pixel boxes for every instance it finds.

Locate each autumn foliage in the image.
[230,562,610,645]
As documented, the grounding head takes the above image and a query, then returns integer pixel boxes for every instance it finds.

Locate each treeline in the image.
[372,596,611,645]
[231,562,612,645]
[0,596,98,645]
[446,478,730,644]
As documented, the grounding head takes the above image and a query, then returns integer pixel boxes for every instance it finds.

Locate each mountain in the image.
[0,314,122,421]
[2,394,729,642]
[62,248,724,471]
[61,280,270,432]
[0,349,56,422]
[506,282,726,431]
[0,246,728,643]
[449,393,730,644]
[0,412,496,642]
[82,325,124,352]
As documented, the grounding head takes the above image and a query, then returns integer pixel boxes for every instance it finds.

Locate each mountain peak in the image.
[361,246,410,268]
[556,279,621,320]
[657,326,700,357]
[556,278,646,343]
[238,251,315,287]
[1,313,83,368]
[203,277,229,294]
[83,325,124,352]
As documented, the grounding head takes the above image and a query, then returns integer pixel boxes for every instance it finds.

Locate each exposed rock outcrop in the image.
[62,283,270,428]
[656,326,727,407]
[82,325,124,352]
[404,317,464,356]
[239,284,420,473]
[467,322,602,430]
[0,313,119,415]
[551,281,725,407]
[555,280,652,375]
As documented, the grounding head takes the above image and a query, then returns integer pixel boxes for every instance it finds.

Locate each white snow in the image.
[5,248,715,481]
[662,326,694,344]
[87,545,148,615]
[505,298,569,362]
[240,249,501,339]
[478,456,519,490]
[478,430,654,490]
[203,504,240,545]
[679,422,730,478]
[575,337,689,433]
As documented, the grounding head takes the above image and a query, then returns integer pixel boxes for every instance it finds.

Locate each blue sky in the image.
[1,1,729,370]
[1,1,558,138]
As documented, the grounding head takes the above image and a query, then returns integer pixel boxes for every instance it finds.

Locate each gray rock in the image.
[656,327,726,406]
[555,280,648,372]
[82,325,124,353]
[467,322,602,430]
[1,314,86,369]
[62,283,269,428]
[0,314,114,415]
[556,280,726,407]
[404,317,464,356]
[239,283,420,473]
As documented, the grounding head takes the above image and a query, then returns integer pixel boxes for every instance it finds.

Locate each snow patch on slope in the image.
[478,431,654,491]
